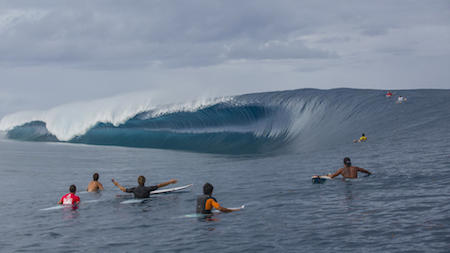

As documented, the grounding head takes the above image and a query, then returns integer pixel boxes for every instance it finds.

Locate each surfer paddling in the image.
[58,184,80,208]
[112,176,177,198]
[353,133,367,143]
[328,157,371,179]
[196,183,240,214]
[87,173,104,192]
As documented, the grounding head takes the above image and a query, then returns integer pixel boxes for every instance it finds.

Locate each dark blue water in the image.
[0,89,449,252]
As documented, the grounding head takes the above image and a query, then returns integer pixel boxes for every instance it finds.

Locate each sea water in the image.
[0,88,449,252]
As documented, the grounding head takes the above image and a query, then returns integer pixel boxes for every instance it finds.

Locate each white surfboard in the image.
[120,184,193,204]
[40,205,65,211]
[151,184,193,194]
[40,199,103,211]
[312,175,332,184]
[213,205,245,213]
[183,205,245,218]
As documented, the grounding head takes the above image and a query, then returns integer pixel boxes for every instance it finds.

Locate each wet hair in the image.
[203,183,214,195]
[138,176,146,186]
[362,133,365,136]
[343,157,351,166]
[69,184,77,193]
[93,173,99,181]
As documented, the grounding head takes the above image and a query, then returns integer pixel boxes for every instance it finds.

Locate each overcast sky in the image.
[0,0,449,117]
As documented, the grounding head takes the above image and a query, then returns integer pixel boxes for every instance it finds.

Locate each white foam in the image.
[0,91,232,141]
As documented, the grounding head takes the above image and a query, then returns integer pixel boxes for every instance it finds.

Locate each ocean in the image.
[0,88,449,252]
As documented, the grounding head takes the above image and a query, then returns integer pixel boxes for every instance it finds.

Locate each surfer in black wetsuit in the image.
[112,176,177,198]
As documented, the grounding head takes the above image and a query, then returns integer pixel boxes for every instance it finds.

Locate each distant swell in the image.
[5,121,58,142]
[2,88,449,154]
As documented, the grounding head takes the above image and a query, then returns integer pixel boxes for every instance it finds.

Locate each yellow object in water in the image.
[359,136,367,142]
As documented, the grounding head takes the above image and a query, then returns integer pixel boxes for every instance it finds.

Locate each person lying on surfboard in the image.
[87,172,104,192]
[353,133,367,143]
[328,157,371,179]
[112,176,177,198]
[196,183,240,214]
[58,184,80,208]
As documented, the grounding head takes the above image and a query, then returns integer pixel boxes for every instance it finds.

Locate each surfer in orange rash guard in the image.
[196,183,240,214]
[329,157,371,179]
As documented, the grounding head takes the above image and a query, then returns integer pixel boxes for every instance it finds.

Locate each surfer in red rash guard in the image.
[58,184,80,208]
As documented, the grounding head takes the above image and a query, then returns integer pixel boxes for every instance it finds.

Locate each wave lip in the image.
[0,94,232,141]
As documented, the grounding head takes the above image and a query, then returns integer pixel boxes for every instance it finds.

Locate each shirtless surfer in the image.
[329,157,371,179]
[87,172,104,192]
[112,176,177,198]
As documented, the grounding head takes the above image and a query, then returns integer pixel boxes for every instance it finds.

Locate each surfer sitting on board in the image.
[112,176,177,198]
[396,96,407,103]
[87,172,104,192]
[58,184,80,207]
[329,157,371,179]
[196,183,240,214]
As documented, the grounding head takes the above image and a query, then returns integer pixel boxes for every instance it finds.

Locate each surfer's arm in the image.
[219,207,238,212]
[329,168,343,179]
[157,179,178,188]
[111,179,127,192]
[57,195,64,204]
[357,167,371,175]
[209,199,238,213]
[98,182,104,190]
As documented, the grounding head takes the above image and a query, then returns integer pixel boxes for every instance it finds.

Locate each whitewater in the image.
[0,88,449,252]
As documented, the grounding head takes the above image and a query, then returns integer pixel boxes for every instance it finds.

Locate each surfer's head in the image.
[362,133,365,137]
[138,176,146,186]
[93,173,99,181]
[203,183,214,196]
[343,157,351,167]
[69,184,77,193]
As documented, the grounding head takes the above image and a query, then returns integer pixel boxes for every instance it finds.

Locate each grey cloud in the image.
[0,1,338,68]
[0,0,449,69]
[227,40,336,60]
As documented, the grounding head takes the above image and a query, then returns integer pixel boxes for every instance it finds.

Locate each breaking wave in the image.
[1,88,448,154]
